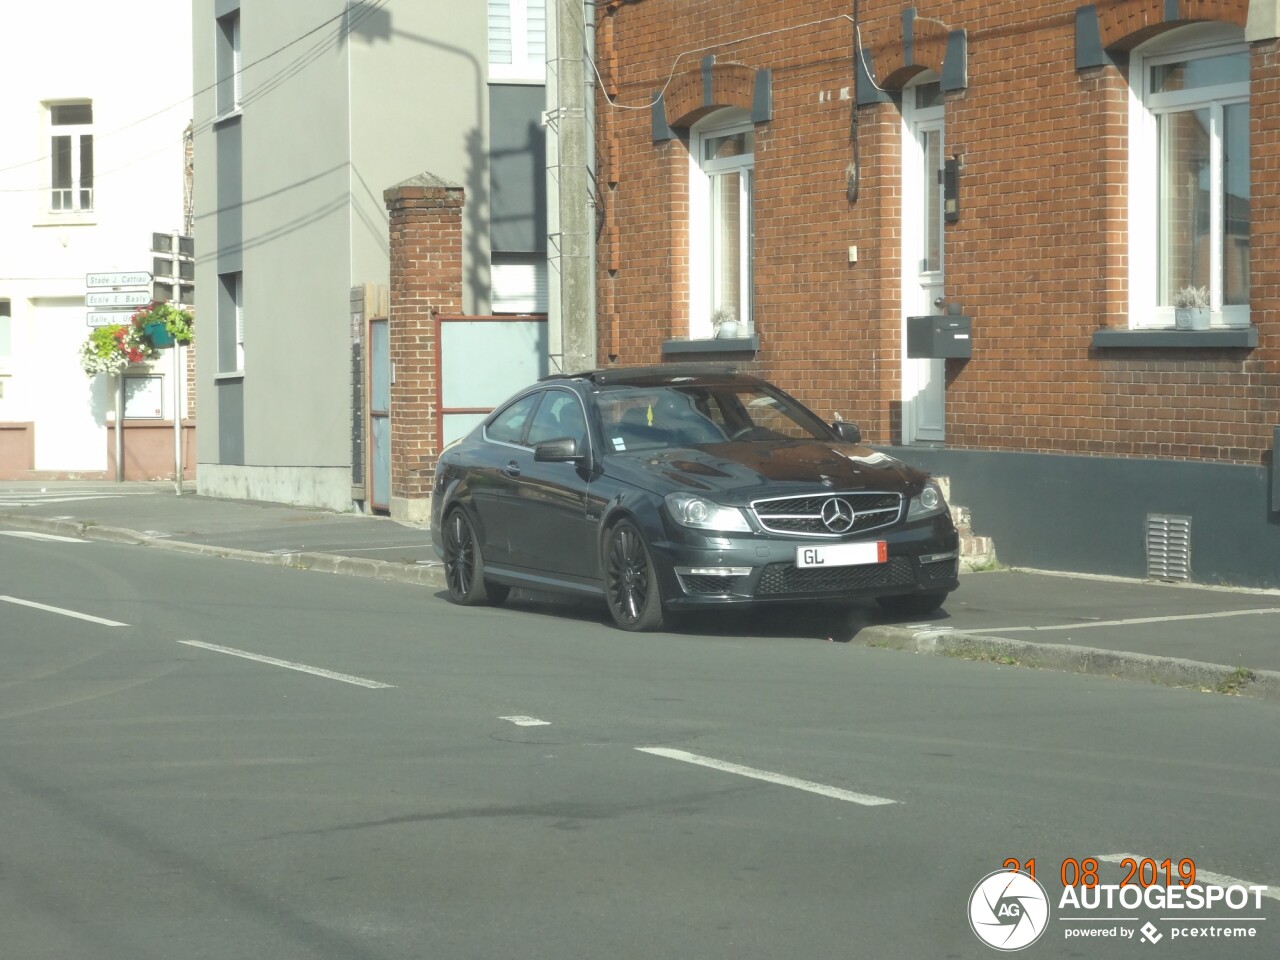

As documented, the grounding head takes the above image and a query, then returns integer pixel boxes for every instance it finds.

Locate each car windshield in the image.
[595,383,832,453]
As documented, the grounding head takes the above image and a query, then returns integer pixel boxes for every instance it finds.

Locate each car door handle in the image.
[502,461,521,478]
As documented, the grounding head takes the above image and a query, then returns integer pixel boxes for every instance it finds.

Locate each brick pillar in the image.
[384,172,465,524]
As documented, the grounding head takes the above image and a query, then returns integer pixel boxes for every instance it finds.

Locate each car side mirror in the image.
[534,437,583,462]
[831,421,862,445]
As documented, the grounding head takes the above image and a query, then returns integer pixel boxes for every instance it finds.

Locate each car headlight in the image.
[664,492,752,533]
[906,480,947,521]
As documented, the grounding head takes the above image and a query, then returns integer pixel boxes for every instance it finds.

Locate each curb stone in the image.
[854,625,1280,703]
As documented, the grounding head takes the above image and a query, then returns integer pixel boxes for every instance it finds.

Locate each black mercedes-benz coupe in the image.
[431,367,959,631]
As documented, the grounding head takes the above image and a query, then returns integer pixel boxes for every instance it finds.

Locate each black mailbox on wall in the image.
[907,315,972,359]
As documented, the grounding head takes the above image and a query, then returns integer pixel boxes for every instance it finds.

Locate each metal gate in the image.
[436,314,548,450]
[369,316,390,511]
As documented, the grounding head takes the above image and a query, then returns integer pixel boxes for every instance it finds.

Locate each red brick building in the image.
[592,0,1280,586]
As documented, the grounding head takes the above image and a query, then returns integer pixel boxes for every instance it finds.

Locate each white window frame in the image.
[491,254,549,313]
[215,10,242,118]
[1128,27,1250,329]
[688,112,754,339]
[488,0,546,83]
[47,101,94,214]
[218,271,244,374]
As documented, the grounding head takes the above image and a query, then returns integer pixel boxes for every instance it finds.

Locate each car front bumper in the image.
[649,520,960,609]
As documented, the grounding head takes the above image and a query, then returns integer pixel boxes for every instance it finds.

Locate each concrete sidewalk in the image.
[2,480,1278,702]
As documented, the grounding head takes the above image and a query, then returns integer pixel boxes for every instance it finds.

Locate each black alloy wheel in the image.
[604,519,664,631]
[442,508,508,606]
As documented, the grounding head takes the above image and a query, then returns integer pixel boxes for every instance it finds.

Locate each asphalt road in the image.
[2,533,1277,959]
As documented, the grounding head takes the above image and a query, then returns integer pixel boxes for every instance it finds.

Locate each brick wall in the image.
[384,174,464,513]
[595,0,1279,466]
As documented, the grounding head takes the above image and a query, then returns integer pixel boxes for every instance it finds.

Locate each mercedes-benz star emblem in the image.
[820,497,856,533]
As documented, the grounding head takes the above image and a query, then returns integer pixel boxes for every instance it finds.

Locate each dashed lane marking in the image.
[0,595,127,626]
[178,640,395,689]
[636,747,897,807]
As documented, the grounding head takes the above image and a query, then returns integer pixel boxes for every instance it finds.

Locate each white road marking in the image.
[0,531,87,543]
[500,716,551,726]
[636,747,897,807]
[1097,853,1279,901]
[0,494,127,506]
[0,595,127,626]
[960,607,1280,634]
[178,640,395,689]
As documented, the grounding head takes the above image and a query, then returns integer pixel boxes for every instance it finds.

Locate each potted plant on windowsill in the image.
[1172,285,1210,331]
[711,306,741,340]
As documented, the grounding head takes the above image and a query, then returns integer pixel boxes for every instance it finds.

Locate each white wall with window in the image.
[689,110,755,340]
[488,0,546,83]
[0,2,192,477]
[1128,25,1250,328]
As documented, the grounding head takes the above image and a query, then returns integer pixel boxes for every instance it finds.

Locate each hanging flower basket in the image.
[78,322,160,377]
[131,301,195,349]
[144,321,175,347]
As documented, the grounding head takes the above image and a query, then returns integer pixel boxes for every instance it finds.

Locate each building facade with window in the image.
[593,0,1280,586]
[192,0,550,510]
[0,3,193,479]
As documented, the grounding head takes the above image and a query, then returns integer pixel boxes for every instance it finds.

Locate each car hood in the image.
[602,439,926,500]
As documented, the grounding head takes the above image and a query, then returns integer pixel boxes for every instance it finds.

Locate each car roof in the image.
[539,365,765,389]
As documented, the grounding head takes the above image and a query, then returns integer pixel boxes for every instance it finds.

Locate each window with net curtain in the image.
[691,112,754,339]
[1134,30,1249,327]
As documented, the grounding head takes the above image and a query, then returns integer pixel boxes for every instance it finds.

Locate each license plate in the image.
[795,541,887,569]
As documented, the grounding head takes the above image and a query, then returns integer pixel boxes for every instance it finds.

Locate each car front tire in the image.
[604,519,664,631]
[875,591,948,618]
[442,508,509,606]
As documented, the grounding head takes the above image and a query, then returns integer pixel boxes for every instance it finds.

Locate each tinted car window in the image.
[486,392,540,445]
[597,384,827,451]
[526,391,588,449]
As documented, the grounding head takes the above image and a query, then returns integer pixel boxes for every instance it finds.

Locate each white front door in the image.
[902,85,946,444]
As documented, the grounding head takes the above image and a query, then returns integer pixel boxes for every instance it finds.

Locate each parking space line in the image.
[0,595,127,626]
[178,640,395,689]
[0,531,88,543]
[958,608,1280,634]
[636,747,896,806]
[1098,853,1280,901]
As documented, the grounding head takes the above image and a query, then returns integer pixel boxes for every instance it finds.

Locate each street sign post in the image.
[86,271,152,288]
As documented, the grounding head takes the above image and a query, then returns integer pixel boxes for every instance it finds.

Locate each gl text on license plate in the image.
[796,541,887,569]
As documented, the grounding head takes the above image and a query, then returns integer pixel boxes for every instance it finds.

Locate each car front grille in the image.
[751,492,902,537]
[754,556,915,596]
[922,558,958,582]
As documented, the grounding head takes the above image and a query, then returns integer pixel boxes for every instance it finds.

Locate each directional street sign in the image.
[86,290,151,307]
[87,311,133,327]
[86,271,152,288]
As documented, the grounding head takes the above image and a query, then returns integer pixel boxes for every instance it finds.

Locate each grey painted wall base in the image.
[885,447,1280,589]
[197,464,356,514]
